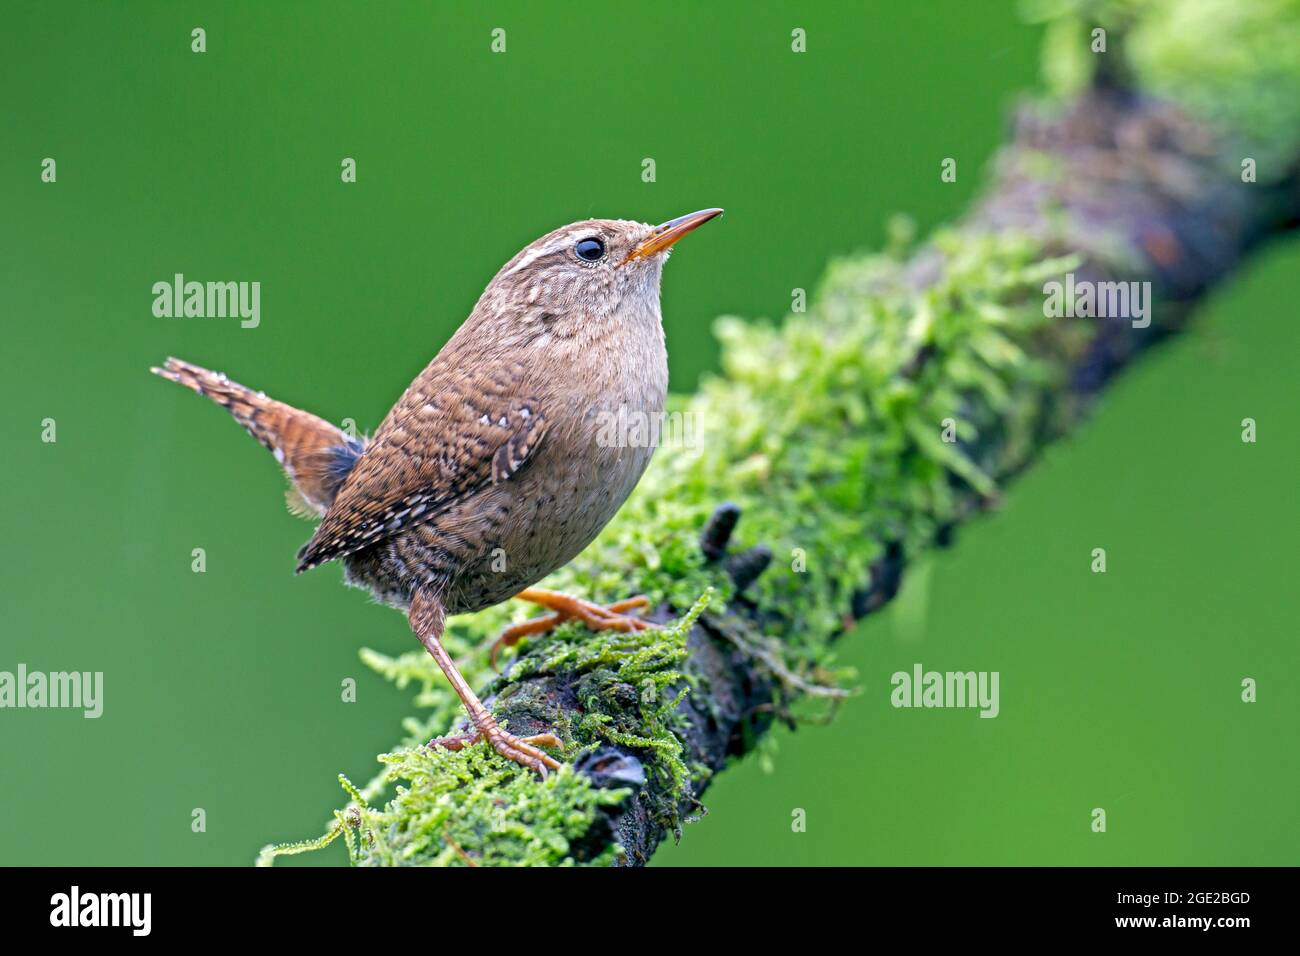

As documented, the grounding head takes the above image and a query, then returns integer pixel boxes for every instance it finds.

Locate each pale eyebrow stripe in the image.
[504,235,577,277]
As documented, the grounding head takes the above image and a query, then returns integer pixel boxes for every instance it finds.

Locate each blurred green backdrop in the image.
[2,1,1295,866]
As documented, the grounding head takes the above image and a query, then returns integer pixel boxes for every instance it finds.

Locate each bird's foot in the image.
[427,721,563,776]
[490,588,656,667]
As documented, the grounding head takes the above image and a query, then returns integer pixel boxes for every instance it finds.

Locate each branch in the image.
[260,0,1300,867]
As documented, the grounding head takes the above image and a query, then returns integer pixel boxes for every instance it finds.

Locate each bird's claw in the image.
[485,724,563,776]
[489,591,655,667]
[428,722,563,776]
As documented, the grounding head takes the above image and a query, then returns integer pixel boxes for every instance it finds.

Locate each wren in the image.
[152,208,723,774]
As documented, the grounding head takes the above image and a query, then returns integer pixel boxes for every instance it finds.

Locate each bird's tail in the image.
[151,357,363,518]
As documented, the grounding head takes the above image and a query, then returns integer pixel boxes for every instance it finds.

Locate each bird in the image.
[151,208,723,775]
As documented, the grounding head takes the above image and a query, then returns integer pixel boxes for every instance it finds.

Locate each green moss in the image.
[262,226,1085,867]
[263,0,1297,869]
[257,763,628,868]
[260,592,713,866]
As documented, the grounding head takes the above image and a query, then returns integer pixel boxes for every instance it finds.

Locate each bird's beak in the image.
[624,208,724,263]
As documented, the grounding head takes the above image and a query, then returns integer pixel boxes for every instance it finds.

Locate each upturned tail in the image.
[151,357,363,518]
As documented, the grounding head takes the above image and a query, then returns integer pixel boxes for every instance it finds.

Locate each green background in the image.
[2,1,1295,866]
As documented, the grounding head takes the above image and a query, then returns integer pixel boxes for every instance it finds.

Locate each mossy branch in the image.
[261,0,1300,867]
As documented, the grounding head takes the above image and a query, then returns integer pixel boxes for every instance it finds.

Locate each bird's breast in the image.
[442,317,668,611]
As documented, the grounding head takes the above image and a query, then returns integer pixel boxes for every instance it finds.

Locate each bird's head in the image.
[471,209,723,343]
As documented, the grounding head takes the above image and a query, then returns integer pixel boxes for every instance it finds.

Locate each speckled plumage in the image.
[298,217,672,613]
[154,209,722,774]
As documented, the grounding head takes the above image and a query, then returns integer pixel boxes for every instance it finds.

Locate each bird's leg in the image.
[489,588,655,667]
[409,590,561,775]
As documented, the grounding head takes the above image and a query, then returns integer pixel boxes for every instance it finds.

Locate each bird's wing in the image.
[295,364,547,572]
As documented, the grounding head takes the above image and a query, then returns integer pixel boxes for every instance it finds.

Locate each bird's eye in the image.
[575,237,605,262]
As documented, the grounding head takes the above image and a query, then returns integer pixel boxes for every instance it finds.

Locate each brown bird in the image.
[152,208,723,774]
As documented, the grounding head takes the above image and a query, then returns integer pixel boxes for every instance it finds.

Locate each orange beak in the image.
[624,208,724,263]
